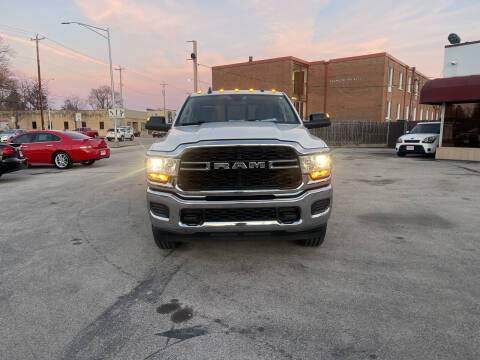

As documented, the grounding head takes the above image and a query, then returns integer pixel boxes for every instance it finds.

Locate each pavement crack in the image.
[61,261,185,360]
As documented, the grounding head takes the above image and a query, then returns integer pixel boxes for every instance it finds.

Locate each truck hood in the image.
[149,121,328,152]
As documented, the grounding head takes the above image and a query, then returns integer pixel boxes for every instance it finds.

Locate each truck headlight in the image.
[300,153,331,180]
[396,137,403,143]
[422,136,437,143]
[146,157,179,183]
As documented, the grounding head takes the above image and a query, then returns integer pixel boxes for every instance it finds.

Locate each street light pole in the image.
[106,28,118,141]
[61,21,118,143]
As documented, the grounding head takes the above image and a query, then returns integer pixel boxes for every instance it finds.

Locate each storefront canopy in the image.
[420,75,480,105]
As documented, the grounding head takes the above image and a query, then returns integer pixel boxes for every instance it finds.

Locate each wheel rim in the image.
[55,153,68,168]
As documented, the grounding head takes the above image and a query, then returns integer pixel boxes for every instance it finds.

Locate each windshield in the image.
[175,94,299,126]
[410,123,440,134]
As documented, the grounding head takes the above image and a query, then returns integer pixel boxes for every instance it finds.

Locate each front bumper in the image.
[147,184,332,237]
[396,143,437,154]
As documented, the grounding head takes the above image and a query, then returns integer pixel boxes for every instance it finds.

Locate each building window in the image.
[413,107,417,121]
[64,121,69,129]
[420,107,423,120]
[398,72,403,90]
[81,121,86,128]
[32,121,37,129]
[388,67,393,92]
[405,105,410,120]
[396,103,401,120]
[425,110,429,120]
[415,80,419,99]
[141,122,146,131]
[442,102,480,148]
[385,100,391,120]
[407,76,412,93]
[99,121,104,130]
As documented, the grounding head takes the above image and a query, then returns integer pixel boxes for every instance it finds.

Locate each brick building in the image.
[212,52,440,122]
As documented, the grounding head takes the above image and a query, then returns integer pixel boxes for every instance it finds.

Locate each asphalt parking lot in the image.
[1,139,479,360]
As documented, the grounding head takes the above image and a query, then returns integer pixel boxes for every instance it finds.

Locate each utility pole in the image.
[187,40,198,92]
[31,34,46,130]
[115,66,125,107]
[160,82,167,118]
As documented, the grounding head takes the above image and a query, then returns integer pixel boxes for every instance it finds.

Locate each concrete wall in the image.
[436,147,480,161]
[0,109,148,137]
[443,41,480,78]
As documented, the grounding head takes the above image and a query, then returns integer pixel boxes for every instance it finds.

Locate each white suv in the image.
[119,126,134,141]
[106,126,134,141]
[396,122,441,157]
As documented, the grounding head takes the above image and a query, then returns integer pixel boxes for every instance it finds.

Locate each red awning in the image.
[420,75,480,104]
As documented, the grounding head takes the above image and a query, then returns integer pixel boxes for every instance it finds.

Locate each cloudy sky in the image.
[1,0,478,110]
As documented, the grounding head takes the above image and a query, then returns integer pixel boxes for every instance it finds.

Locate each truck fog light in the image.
[310,169,330,180]
[148,173,169,183]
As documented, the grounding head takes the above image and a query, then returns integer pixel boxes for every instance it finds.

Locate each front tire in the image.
[299,224,327,247]
[130,135,134,141]
[53,151,71,169]
[82,160,95,166]
[120,136,125,142]
[152,226,178,249]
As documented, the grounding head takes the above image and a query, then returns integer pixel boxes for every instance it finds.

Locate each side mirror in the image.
[303,113,331,129]
[146,116,171,131]
[406,130,410,134]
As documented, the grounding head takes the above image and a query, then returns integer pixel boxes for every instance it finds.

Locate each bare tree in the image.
[0,36,18,110]
[62,95,84,111]
[87,85,121,109]
[18,78,49,110]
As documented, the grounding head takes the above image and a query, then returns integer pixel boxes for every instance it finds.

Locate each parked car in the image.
[396,122,441,156]
[1,129,26,143]
[74,127,99,138]
[148,116,168,138]
[0,143,27,177]
[106,126,134,141]
[152,130,167,138]
[9,130,110,169]
[119,126,135,141]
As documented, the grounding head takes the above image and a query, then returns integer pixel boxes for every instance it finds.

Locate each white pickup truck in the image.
[145,90,333,249]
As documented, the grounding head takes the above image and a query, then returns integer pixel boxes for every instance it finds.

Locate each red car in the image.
[9,130,110,169]
[74,127,99,138]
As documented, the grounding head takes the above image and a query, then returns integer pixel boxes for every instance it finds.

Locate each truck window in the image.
[175,94,299,126]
